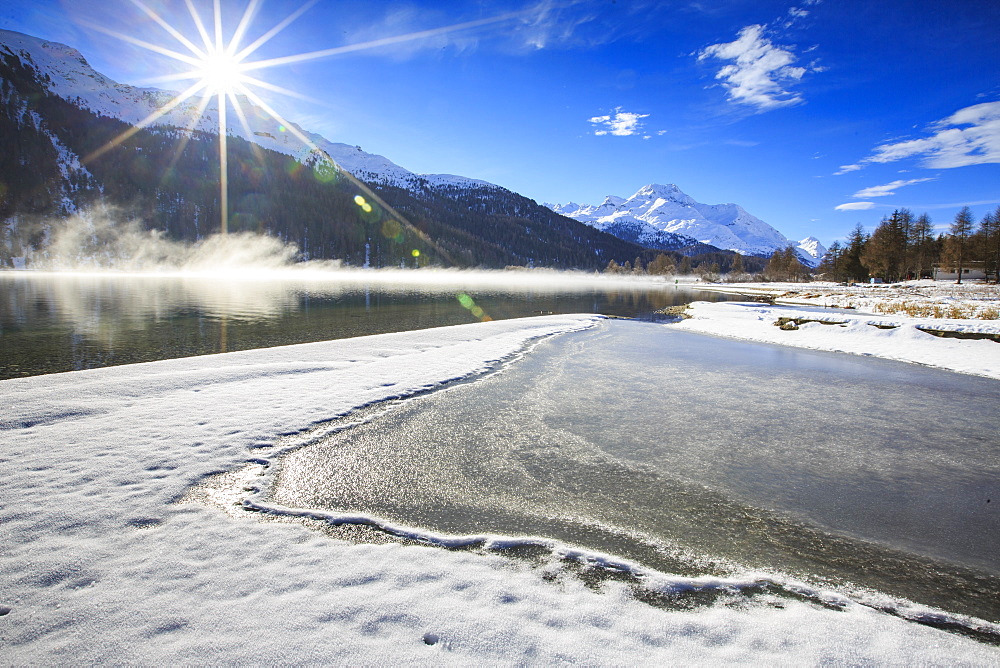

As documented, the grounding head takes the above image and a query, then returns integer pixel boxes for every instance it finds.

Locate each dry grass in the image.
[873,302,1000,319]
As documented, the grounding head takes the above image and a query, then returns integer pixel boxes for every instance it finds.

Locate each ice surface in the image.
[2,314,998,663]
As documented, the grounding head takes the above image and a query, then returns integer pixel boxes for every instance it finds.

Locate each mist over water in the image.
[28,205,317,273]
[1,252,723,379]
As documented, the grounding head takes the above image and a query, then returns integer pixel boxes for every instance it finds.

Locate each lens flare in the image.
[82,0,527,262]
[455,292,491,322]
[354,195,373,214]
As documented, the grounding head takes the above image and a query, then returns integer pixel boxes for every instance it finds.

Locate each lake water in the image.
[0,271,737,379]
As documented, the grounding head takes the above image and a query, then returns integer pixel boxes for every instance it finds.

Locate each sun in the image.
[81,0,526,241]
[195,47,248,96]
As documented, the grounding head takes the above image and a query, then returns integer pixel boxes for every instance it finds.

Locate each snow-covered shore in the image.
[698,280,1000,320]
[3,313,999,663]
[675,281,1000,379]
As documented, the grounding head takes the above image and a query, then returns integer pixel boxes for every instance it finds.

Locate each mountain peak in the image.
[631,183,697,207]
[552,183,799,257]
[795,237,827,267]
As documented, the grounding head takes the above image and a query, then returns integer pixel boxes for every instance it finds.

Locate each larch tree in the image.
[730,252,745,277]
[943,206,975,283]
[647,253,676,275]
[861,211,907,282]
[818,241,845,282]
[911,213,935,279]
[977,206,1000,282]
[842,224,870,282]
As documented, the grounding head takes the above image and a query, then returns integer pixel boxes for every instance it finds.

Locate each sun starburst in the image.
[82,0,524,247]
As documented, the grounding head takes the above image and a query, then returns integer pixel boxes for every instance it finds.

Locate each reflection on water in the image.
[0,270,733,379]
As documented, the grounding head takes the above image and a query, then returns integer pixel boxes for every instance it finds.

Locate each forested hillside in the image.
[1,47,675,270]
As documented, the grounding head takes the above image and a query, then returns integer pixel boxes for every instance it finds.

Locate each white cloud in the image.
[781,7,810,28]
[852,178,935,198]
[698,24,815,111]
[589,107,650,136]
[519,0,599,50]
[835,202,875,211]
[843,101,1000,172]
[835,164,862,174]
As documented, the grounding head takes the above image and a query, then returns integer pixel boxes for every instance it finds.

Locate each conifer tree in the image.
[862,212,907,282]
[647,253,676,275]
[730,252,745,276]
[977,206,1000,282]
[943,207,974,283]
[911,213,935,279]
[842,224,869,282]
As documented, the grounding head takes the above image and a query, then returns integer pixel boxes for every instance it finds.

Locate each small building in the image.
[932,261,987,281]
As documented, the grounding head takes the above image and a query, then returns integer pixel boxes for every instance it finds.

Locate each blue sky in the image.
[3,0,998,245]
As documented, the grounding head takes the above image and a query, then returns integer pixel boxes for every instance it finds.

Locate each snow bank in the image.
[672,301,1000,379]
[2,314,997,663]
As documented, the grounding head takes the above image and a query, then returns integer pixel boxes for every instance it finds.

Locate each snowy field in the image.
[699,280,1000,320]
[3,310,1000,663]
[678,281,1000,380]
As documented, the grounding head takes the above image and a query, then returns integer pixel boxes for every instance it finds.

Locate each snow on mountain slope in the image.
[551,184,819,263]
[547,191,700,252]
[796,236,827,266]
[0,28,488,195]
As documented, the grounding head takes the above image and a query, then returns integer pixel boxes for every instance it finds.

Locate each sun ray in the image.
[225,91,267,163]
[213,0,225,52]
[217,87,229,234]
[135,70,221,86]
[163,92,216,177]
[129,0,207,59]
[184,0,215,53]
[233,84,320,155]
[83,79,208,163]
[80,21,204,67]
[234,82,455,264]
[243,11,526,71]
[227,0,264,56]
[238,74,320,103]
[234,0,319,62]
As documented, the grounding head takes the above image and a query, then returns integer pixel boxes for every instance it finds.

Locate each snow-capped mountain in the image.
[796,236,827,267]
[549,184,821,266]
[0,29,486,194]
